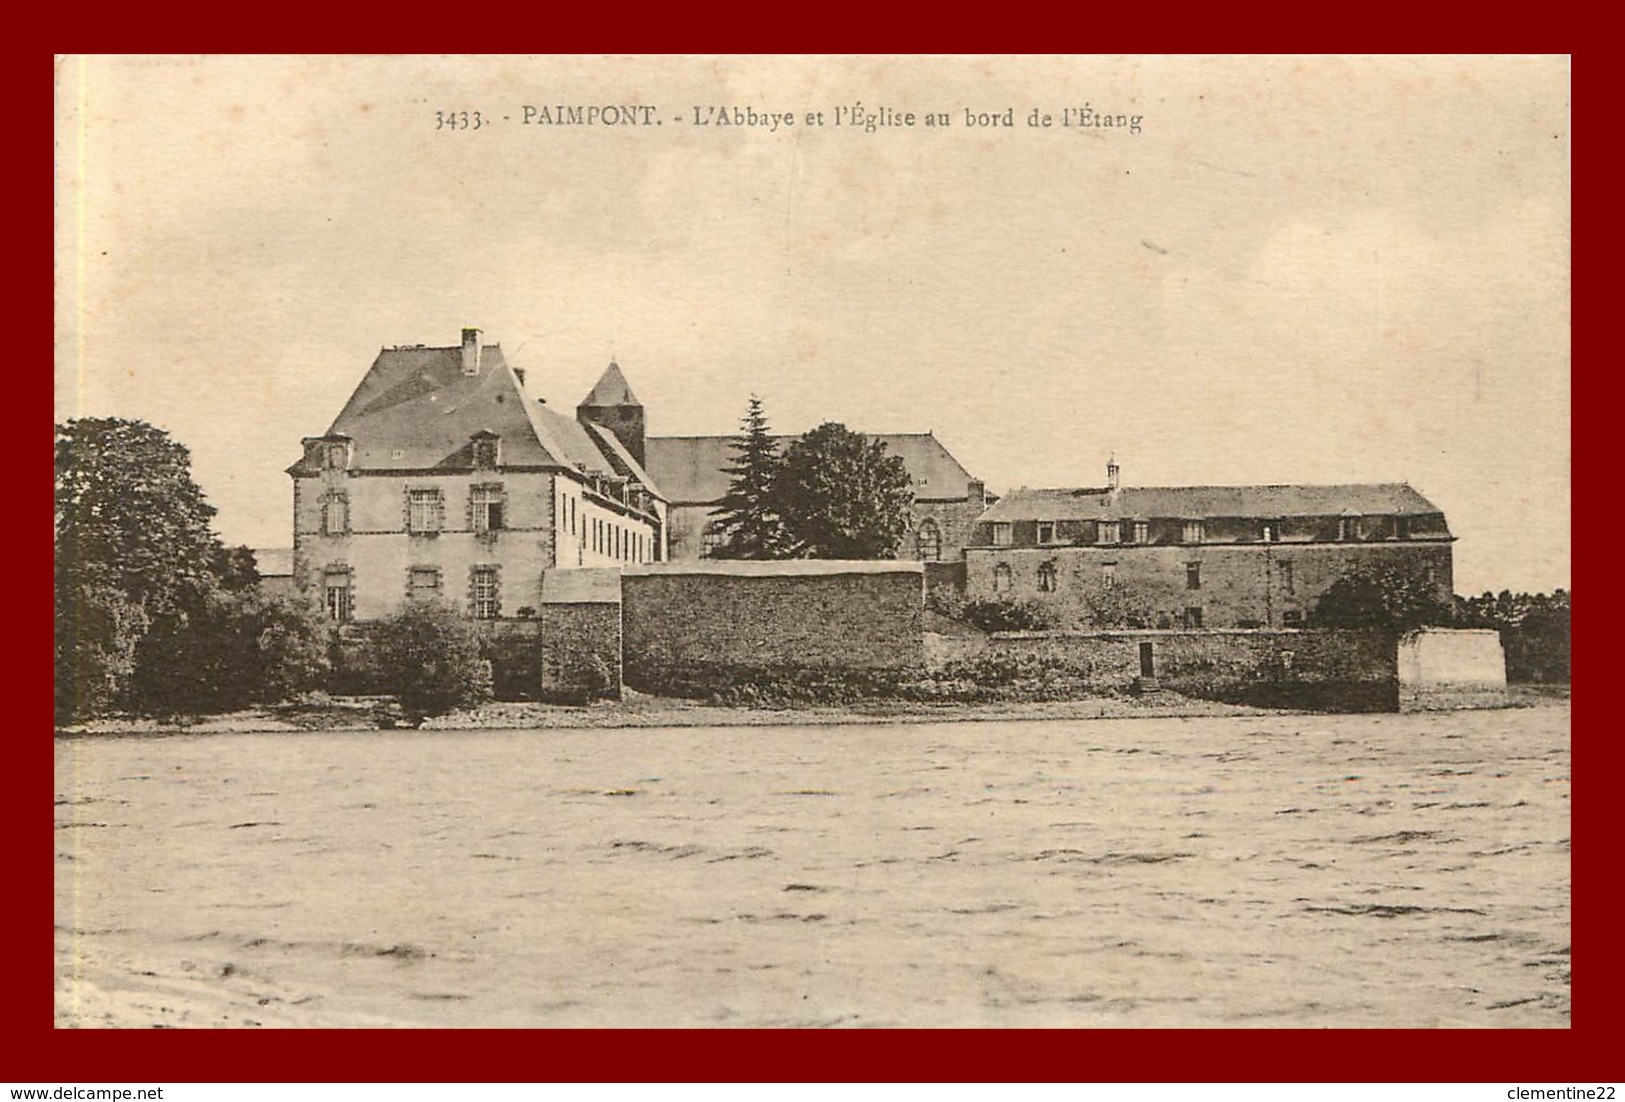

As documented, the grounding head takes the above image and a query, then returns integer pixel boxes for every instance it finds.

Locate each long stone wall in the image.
[927,627,1402,711]
[621,561,925,693]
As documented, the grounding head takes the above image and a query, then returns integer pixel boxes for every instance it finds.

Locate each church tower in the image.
[577,361,647,468]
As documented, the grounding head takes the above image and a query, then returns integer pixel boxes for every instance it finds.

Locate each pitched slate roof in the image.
[579,361,641,407]
[623,559,923,577]
[290,342,617,475]
[979,483,1447,522]
[643,431,976,505]
[582,421,666,501]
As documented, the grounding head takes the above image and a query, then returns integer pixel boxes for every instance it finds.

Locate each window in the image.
[993,563,1013,593]
[916,520,942,561]
[1036,522,1056,545]
[991,523,1013,547]
[471,484,504,533]
[470,566,500,619]
[1183,606,1204,629]
[1260,522,1276,542]
[323,569,353,622]
[1186,562,1202,590]
[700,524,726,558]
[323,442,348,471]
[1182,520,1204,544]
[1282,609,1304,627]
[569,495,577,535]
[1338,515,1364,541]
[320,493,348,536]
[1097,520,1120,545]
[1279,560,1295,595]
[408,566,441,598]
[1395,515,1412,540]
[1131,521,1149,545]
[471,435,500,469]
[407,488,443,534]
[1037,561,1057,592]
[1102,563,1117,589]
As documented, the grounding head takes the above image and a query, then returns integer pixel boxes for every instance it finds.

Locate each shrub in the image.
[957,597,1058,633]
[372,600,494,717]
[253,594,335,702]
[626,660,903,706]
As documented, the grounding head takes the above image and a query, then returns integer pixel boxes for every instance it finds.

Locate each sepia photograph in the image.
[53,54,1570,1032]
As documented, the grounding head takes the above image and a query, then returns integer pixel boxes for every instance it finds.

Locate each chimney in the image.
[967,479,986,507]
[1107,454,1120,492]
[461,327,482,376]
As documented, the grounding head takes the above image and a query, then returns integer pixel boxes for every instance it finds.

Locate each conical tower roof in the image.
[580,361,641,407]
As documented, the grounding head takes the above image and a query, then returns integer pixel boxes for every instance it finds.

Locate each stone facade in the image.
[967,541,1454,630]
[621,560,925,689]
[965,474,1454,629]
[288,333,666,626]
[538,568,623,700]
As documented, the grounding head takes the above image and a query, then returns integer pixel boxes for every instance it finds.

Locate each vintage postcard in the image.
[53,55,1570,1031]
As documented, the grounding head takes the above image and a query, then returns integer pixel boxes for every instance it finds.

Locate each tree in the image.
[1078,580,1154,629]
[1313,565,1453,632]
[55,418,231,720]
[773,422,914,559]
[1455,588,1570,682]
[709,395,786,558]
[372,599,494,718]
[56,418,226,617]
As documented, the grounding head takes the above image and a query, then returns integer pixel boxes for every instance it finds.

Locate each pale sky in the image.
[54,55,1570,595]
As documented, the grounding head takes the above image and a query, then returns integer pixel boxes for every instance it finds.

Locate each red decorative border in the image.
[30,39,1600,1084]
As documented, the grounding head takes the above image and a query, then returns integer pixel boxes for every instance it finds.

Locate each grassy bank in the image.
[59,689,1274,736]
[57,683,1563,738]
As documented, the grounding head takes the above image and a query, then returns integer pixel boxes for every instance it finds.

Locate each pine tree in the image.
[709,395,786,558]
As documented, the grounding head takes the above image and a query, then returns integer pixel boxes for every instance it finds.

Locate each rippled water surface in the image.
[55,704,1570,1027]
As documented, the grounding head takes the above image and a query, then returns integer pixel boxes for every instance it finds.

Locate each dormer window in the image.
[1260,522,1277,543]
[323,441,349,472]
[990,522,1013,547]
[1182,520,1205,544]
[1097,520,1120,545]
[1130,521,1149,545]
[471,433,501,470]
[1339,515,1364,541]
[1036,521,1056,545]
[1395,515,1412,540]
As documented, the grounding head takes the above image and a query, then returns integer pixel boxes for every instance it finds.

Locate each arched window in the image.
[916,519,942,561]
[993,563,1013,593]
[1037,561,1057,592]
